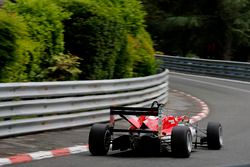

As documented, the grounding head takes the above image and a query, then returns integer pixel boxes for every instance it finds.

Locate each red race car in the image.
[88,101,223,157]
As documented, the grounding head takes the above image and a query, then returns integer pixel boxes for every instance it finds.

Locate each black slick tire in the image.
[88,124,111,155]
[207,122,223,150]
[171,126,192,158]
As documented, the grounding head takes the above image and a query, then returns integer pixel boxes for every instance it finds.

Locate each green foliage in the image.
[0,0,156,82]
[5,0,70,55]
[1,38,39,82]
[125,29,156,77]
[219,0,250,61]
[0,11,19,69]
[4,0,71,81]
[0,10,35,82]
[46,53,82,81]
[58,0,156,79]
[142,0,250,61]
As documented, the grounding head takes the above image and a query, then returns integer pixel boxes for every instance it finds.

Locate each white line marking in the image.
[28,151,53,160]
[0,158,11,166]
[171,72,250,85]
[172,75,250,93]
[68,145,88,154]
[0,145,89,166]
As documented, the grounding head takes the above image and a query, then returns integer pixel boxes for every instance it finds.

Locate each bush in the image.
[0,11,20,70]
[0,10,35,82]
[46,53,82,81]
[1,0,156,82]
[58,0,157,79]
[4,0,71,81]
[1,38,39,82]
[128,29,157,77]
[58,0,123,79]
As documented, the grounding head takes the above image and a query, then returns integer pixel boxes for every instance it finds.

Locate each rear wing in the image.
[109,101,165,137]
[110,106,159,116]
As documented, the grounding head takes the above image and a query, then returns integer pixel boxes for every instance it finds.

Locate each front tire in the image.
[88,124,111,155]
[207,122,223,150]
[171,126,192,158]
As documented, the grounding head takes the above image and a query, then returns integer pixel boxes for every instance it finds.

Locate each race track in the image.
[12,73,250,167]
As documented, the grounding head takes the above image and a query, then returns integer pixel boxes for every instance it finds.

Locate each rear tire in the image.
[88,124,111,155]
[207,122,223,150]
[171,126,192,158]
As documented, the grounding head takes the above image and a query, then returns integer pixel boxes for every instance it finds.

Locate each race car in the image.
[88,101,223,157]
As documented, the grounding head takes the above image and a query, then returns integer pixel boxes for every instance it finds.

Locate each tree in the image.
[58,0,156,79]
[0,10,34,82]
[142,0,250,61]
[0,0,157,82]
[4,0,72,81]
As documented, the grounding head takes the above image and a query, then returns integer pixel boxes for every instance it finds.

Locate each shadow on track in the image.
[106,149,200,159]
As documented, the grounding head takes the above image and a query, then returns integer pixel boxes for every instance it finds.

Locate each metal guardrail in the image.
[157,55,250,81]
[0,70,169,137]
[0,70,167,100]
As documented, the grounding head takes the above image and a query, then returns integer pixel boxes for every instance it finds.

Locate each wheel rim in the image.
[219,126,223,146]
[104,130,111,150]
[187,131,192,153]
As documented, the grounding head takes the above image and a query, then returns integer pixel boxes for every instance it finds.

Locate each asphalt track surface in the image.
[11,73,250,167]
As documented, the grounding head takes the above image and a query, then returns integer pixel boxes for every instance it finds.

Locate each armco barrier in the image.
[157,55,250,81]
[0,70,169,137]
